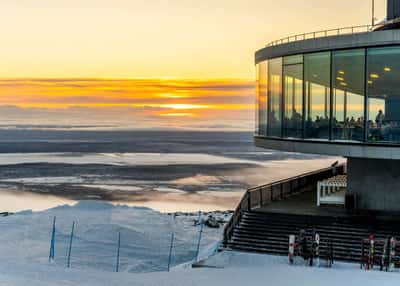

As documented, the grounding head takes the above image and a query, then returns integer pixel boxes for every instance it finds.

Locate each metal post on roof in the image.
[372,0,375,26]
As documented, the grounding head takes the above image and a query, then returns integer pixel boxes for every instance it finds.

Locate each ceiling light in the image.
[370,73,380,79]
[336,77,344,81]
[384,67,391,72]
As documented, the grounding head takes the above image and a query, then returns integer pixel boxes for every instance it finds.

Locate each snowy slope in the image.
[0,201,226,273]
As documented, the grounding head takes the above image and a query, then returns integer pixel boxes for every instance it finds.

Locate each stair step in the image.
[225,211,400,264]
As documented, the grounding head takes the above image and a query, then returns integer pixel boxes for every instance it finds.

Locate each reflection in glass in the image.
[268,58,283,137]
[367,47,400,142]
[332,49,365,141]
[304,52,331,139]
[283,63,303,138]
[283,54,303,65]
[256,61,268,135]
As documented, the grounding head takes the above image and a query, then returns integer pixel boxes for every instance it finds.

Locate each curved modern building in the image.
[255,0,400,212]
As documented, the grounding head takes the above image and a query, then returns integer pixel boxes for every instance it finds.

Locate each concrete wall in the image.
[387,0,400,20]
[348,157,400,211]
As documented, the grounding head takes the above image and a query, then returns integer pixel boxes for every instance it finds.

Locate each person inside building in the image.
[376,110,385,127]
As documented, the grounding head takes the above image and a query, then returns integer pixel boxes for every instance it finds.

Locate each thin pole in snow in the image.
[167,213,176,272]
[49,216,56,263]
[167,232,175,272]
[195,211,204,262]
[67,221,75,268]
[116,232,121,272]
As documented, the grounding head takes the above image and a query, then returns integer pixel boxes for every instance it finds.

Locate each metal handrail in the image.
[223,164,345,246]
[267,24,376,47]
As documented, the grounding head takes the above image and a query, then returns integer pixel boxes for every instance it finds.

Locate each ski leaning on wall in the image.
[288,234,295,265]
[389,237,396,271]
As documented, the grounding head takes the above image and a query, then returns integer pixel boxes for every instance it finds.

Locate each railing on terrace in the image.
[223,164,346,246]
[267,24,376,47]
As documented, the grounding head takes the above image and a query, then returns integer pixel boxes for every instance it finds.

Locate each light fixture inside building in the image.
[370,73,380,79]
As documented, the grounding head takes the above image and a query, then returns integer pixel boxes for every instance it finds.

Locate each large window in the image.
[283,55,303,138]
[256,61,268,135]
[268,58,282,137]
[367,47,400,143]
[304,52,331,139]
[332,49,365,141]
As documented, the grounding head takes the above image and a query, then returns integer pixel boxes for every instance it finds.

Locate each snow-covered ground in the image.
[1,249,399,285]
[0,201,398,285]
[0,201,227,273]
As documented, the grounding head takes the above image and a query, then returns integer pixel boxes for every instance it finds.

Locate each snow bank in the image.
[0,201,224,273]
[0,251,399,286]
[0,201,398,285]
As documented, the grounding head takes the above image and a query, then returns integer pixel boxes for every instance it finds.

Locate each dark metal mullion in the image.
[329,52,334,141]
[281,62,285,138]
[363,49,368,142]
[302,55,306,139]
[266,61,270,137]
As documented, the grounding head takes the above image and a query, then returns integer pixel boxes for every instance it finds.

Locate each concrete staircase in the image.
[225,211,400,263]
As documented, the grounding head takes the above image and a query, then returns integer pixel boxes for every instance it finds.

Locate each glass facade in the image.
[255,45,400,145]
[332,49,365,141]
[283,56,303,138]
[304,52,331,139]
[256,62,268,135]
[268,58,282,137]
[367,47,400,143]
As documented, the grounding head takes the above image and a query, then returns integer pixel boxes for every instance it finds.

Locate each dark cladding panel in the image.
[387,0,400,20]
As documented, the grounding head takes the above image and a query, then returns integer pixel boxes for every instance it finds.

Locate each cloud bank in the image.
[0,79,255,131]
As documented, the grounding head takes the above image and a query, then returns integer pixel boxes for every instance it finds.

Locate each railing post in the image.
[259,189,263,206]
[247,192,251,211]
[271,186,274,201]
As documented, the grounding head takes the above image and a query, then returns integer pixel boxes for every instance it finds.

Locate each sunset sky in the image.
[0,0,387,130]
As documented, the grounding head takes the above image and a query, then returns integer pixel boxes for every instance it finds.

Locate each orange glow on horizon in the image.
[0,78,255,130]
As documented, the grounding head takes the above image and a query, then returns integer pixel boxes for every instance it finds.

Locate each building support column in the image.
[347,157,400,212]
